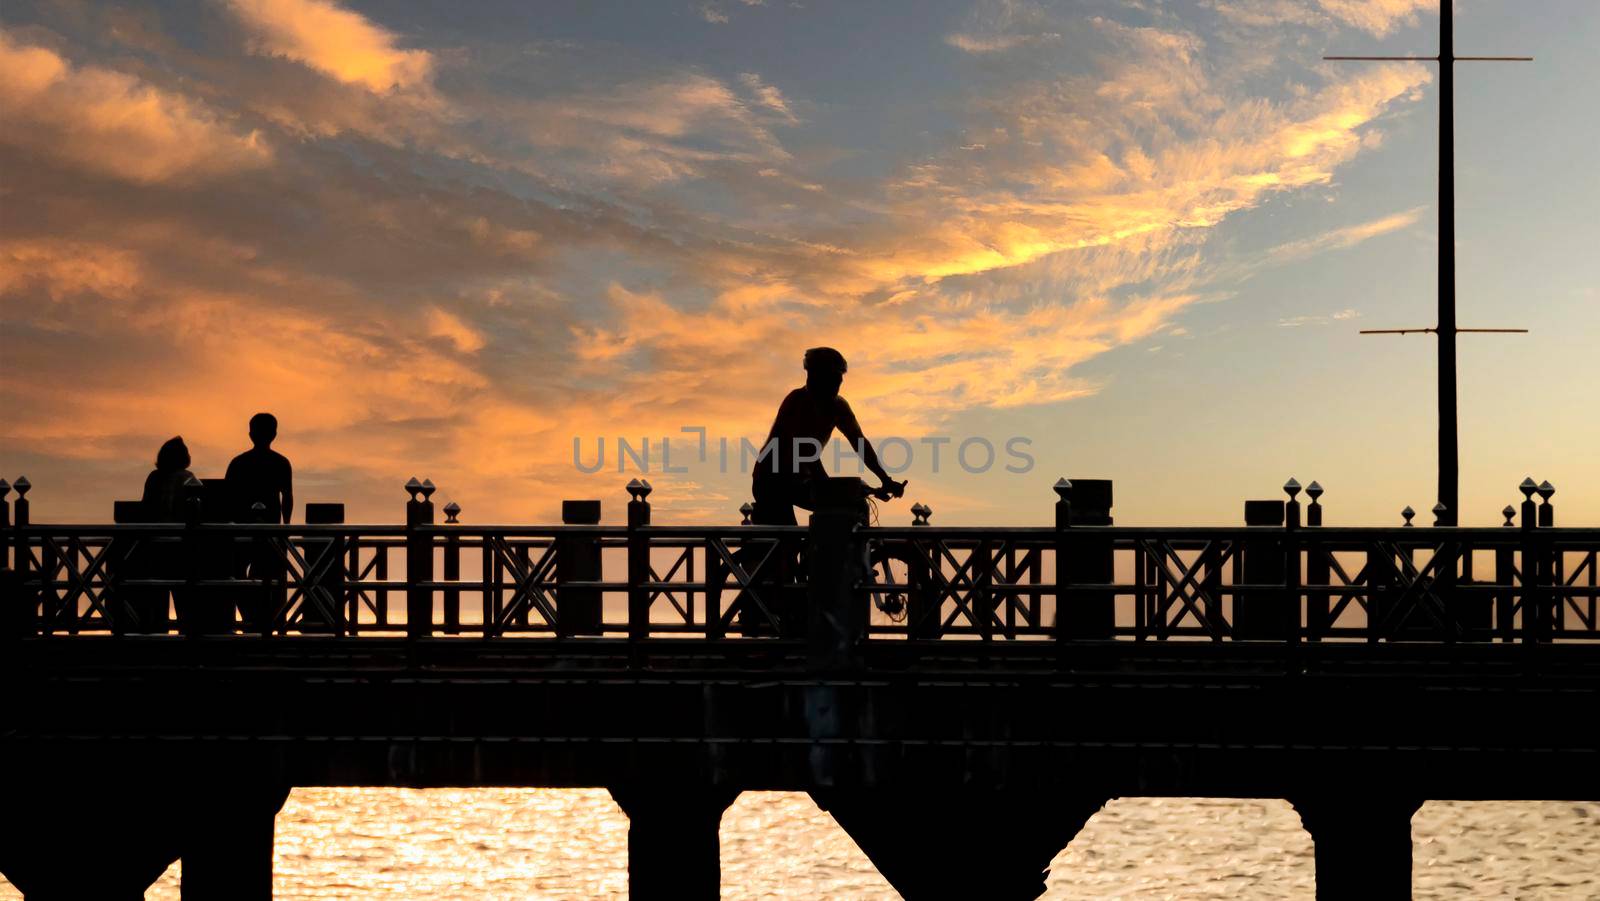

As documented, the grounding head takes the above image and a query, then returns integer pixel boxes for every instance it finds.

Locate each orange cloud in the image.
[226,0,433,92]
[0,30,270,184]
[426,306,487,354]
[0,240,142,302]
[1319,0,1437,37]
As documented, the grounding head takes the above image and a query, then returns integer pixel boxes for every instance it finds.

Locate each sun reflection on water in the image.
[1,794,1594,898]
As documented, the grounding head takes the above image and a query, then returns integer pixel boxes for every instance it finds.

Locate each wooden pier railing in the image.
[3,476,1594,649]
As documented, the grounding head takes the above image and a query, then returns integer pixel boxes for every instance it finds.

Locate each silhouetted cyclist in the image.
[751,347,904,525]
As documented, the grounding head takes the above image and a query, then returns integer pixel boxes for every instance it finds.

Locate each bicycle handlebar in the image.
[863,479,907,503]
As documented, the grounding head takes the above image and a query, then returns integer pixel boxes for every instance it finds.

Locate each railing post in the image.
[907,503,934,639]
[1236,498,1285,640]
[179,476,208,636]
[807,477,868,670]
[1432,503,1459,640]
[405,478,435,639]
[440,502,461,635]
[1283,480,1302,645]
[627,480,652,652]
[0,479,24,640]
[480,515,497,637]
[12,476,29,582]
[1496,504,1517,640]
[1055,478,1113,640]
[13,477,50,634]
[559,499,603,636]
[1052,479,1071,643]
[1518,478,1540,644]
[1538,482,1559,633]
[1304,482,1328,641]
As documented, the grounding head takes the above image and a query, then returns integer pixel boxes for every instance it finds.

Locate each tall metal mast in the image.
[1327,3,1529,525]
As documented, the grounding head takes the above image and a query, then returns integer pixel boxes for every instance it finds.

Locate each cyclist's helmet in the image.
[803,346,848,374]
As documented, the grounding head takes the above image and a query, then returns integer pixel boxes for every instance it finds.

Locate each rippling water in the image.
[2,794,1594,898]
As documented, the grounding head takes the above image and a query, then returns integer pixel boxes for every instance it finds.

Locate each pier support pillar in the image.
[815,789,1106,900]
[179,783,289,900]
[1292,795,1421,900]
[609,786,738,900]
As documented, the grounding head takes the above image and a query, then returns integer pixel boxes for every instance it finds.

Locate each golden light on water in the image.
[4,793,1593,898]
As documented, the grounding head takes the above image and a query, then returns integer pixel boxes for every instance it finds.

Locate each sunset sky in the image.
[1,0,1594,526]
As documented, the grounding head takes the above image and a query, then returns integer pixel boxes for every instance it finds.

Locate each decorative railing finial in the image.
[739,502,754,525]
[1401,505,1416,527]
[1537,481,1556,528]
[0,478,10,500]
[1519,477,1538,499]
[405,477,423,502]
[911,502,932,526]
[1502,505,1517,527]
[625,478,652,502]
[420,479,436,500]
[1283,478,1301,500]
[13,476,30,498]
[1052,477,1072,500]
[1432,502,1449,527]
[443,502,461,524]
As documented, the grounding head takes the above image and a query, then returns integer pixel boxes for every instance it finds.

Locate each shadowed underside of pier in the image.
[5,638,1598,899]
[7,637,1599,796]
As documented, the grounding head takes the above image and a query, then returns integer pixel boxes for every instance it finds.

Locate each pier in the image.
[2,475,1597,899]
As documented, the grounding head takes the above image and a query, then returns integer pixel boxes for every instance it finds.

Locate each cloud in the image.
[0,239,142,302]
[1210,0,1436,38]
[226,0,433,92]
[945,32,1061,53]
[738,73,799,124]
[511,72,794,184]
[1279,308,1361,327]
[1267,207,1425,263]
[426,306,488,353]
[0,30,271,184]
[1318,0,1436,37]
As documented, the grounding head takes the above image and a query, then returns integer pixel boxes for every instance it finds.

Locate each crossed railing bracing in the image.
[2,519,1595,647]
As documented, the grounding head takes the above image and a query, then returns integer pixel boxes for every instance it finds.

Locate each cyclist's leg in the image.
[734,481,794,634]
[751,479,799,526]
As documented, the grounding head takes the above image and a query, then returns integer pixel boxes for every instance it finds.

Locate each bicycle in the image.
[856,479,933,626]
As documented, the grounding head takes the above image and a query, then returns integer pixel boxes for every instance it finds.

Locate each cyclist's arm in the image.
[835,398,896,488]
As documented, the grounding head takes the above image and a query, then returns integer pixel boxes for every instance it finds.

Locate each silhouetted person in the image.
[142,436,195,522]
[737,348,903,637]
[751,347,904,525]
[125,436,195,633]
[225,413,293,524]
[226,413,292,633]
